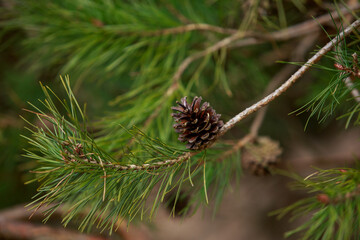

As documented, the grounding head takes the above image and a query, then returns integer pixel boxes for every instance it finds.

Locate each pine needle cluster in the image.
[294,31,360,127]
[273,168,360,240]
[23,76,242,232]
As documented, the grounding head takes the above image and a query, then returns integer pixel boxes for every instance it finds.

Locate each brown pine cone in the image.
[171,96,224,150]
[242,136,282,176]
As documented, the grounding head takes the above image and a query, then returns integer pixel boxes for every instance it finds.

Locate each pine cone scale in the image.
[171,106,186,112]
[210,125,219,133]
[188,135,198,143]
[201,132,209,140]
[190,127,199,133]
[191,119,198,124]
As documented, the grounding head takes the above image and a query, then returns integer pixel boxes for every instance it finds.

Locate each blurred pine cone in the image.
[171,96,224,150]
[242,136,282,176]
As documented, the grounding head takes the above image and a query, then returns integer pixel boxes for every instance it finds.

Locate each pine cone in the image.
[242,136,282,176]
[171,96,224,150]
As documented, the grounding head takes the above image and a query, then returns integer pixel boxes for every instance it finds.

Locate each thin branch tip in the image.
[218,19,360,136]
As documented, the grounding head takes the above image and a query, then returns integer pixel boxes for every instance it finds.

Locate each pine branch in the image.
[61,142,194,171]
[216,32,320,162]
[133,23,238,36]
[20,4,360,234]
[142,5,360,130]
[164,3,191,24]
[57,19,360,172]
[219,19,360,135]
[273,168,360,239]
[51,18,360,176]
[316,184,360,205]
[335,8,360,104]
[336,52,360,103]
[23,76,213,231]
[295,12,360,126]
[177,4,360,87]
[142,31,250,128]
[216,134,254,162]
[230,4,360,48]
[343,76,360,102]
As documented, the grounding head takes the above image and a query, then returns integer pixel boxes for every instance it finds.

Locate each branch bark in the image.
[344,76,360,103]
[136,23,237,36]
[230,4,360,48]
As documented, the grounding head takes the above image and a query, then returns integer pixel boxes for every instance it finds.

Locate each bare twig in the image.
[137,23,238,36]
[217,33,320,162]
[216,134,255,162]
[251,32,320,134]
[172,32,248,83]
[165,4,191,24]
[142,31,248,129]
[0,205,149,240]
[218,19,360,136]
[344,76,360,102]
[230,4,360,48]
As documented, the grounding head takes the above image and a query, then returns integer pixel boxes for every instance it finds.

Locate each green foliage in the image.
[23,76,242,232]
[294,67,350,126]
[1,0,301,141]
[3,0,240,146]
[273,168,360,239]
[7,0,182,77]
[292,24,360,128]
